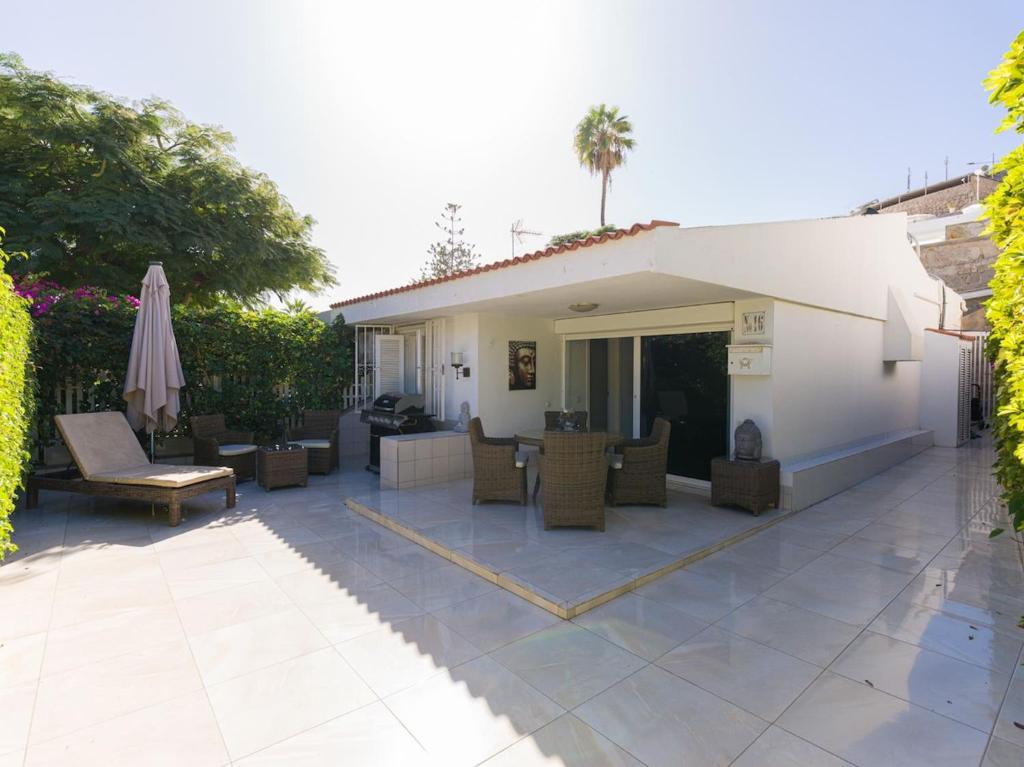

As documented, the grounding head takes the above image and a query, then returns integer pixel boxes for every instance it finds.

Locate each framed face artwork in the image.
[508,341,536,390]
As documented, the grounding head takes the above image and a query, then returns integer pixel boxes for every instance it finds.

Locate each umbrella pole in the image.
[150,430,156,518]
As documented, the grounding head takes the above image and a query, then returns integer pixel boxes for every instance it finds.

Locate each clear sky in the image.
[6,1,1024,308]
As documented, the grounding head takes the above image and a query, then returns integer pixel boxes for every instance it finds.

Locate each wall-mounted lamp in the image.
[450,352,469,379]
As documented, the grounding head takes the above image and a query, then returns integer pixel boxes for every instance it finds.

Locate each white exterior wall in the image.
[769,301,921,462]
[445,314,479,424]
[920,331,967,447]
[475,313,561,436]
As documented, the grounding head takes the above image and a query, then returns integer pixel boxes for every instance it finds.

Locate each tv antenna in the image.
[510,219,542,257]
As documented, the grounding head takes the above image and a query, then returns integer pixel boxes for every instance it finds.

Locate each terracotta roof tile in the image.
[330,220,679,309]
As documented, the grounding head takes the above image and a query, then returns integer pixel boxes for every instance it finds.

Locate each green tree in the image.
[983,30,1024,536]
[0,53,334,305]
[420,203,479,281]
[574,104,636,227]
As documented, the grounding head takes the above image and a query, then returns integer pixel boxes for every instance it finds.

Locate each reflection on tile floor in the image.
[1,438,1021,766]
[346,469,789,617]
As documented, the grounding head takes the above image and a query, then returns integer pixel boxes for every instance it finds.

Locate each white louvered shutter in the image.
[956,345,971,446]
[374,335,405,398]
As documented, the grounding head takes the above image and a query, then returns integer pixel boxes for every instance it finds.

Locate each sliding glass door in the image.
[640,332,729,481]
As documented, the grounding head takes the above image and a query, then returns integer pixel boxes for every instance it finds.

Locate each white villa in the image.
[331,215,972,511]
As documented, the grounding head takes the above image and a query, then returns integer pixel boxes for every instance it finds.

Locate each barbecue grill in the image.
[361,392,435,472]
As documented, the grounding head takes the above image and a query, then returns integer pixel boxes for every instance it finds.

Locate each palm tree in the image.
[574,104,636,227]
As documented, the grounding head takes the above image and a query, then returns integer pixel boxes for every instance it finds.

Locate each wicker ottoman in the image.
[710,457,780,516]
[258,445,308,490]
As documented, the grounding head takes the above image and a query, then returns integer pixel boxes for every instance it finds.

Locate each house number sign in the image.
[741,311,766,336]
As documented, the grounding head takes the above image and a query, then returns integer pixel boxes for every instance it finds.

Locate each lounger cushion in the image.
[89,464,233,488]
[218,444,257,457]
[55,412,150,479]
[291,439,332,450]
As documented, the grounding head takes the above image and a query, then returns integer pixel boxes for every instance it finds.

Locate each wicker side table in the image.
[710,457,780,516]
[258,445,308,490]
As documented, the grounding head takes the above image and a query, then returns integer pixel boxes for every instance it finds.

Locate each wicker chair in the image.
[539,431,608,530]
[608,417,672,507]
[287,410,340,474]
[191,414,256,481]
[469,417,527,505]
[543,410,589,431]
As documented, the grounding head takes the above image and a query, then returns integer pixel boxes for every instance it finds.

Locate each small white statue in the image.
[453,401,471,432]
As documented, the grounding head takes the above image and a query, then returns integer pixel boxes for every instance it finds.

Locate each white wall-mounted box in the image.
[727,344,772,376]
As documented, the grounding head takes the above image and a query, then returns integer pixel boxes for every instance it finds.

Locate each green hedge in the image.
[0,234,33,559]
[984,31,1024,536]
[30,298,353,448]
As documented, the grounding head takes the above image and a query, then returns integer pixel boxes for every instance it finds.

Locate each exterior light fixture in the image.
[568,302,599,313]
[450,351,467,379]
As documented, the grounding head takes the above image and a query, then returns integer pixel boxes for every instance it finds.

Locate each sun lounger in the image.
[26,412,236,526]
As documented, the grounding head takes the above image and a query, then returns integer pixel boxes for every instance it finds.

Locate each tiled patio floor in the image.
[1,439,1022,766]
[346,472,789,618]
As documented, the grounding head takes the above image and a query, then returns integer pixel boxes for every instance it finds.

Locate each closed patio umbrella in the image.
[123,262,185,460]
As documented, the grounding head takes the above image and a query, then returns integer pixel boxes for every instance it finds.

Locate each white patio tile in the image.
[869,598,1023,674]
[481,713,645,767]
[901,571,1024,638]
[575,664,767,767]
[763,553,913,626]
[189,607,328,685]
[389,562,498,611]
[830,631,1011,731]
[572,592,707,661]
[164,555,270,600]
[207,647,375,759]
[0,752,22,767]
[0,631,45,687]
[48,572,173,629]
[40,603,185,677]
[29,638,202,744]
[299,582,425,643]
[491,623,647,709]
[174,577,294,636]
[273,558,381,605]
[234,701,430,766]
[829,536,936,574]
[337,613,481,697]
[993,664,1024,748]
[656,625,821,720]
[0,682,35,755]
[387,655,564,767]
[983,737,1024,767]
[732,725,853,767]
[778,672,988,767]
[635,567,758,622]
[23,690,228,767]
[717,534,824,573]
[683,551,792,593]
[432,589,560,653]
[716,594,861,667]
[852,520,953,553]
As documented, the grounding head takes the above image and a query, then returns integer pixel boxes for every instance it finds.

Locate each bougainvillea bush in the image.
[984,30,1024,536]
[21,277,352,448]
[0,234,33,558]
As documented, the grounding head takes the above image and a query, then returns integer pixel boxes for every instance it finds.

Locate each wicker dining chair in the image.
[608,417,672,507]
[287,410,340,474]
[469,417,528,505]
[543,410,589,431]
[191,414,257,481]
[538,431,608,530]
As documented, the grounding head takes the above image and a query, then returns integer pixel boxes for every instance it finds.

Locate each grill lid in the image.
[371,392,426,414]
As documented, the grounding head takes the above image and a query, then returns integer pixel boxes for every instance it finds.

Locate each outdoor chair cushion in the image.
[55,412,149,479]
[89,464,233,488]
[514,451,529,469]
[291,439,332,450]
[218,443,257,457]
[55,412,234,488]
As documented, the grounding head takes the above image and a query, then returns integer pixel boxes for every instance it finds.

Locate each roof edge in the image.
[330,220,679,309]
